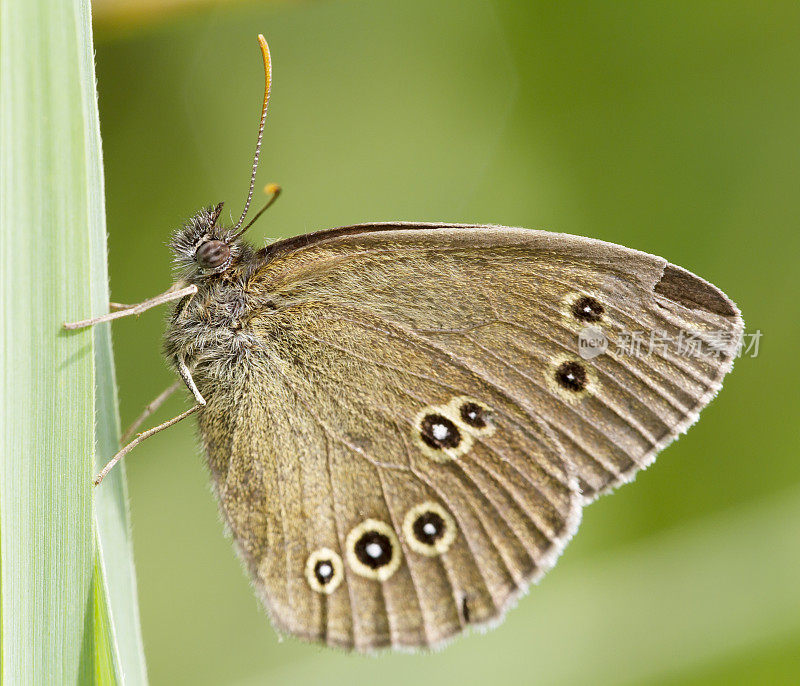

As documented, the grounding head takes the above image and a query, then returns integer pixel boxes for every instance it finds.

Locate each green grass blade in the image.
[0,0,146,682]
[83,0,149,678]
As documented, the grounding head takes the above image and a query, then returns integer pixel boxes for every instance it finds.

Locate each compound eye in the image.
[196,240,230,269]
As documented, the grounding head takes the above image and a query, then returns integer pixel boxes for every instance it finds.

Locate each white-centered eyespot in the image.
[403,501,457,556]
[413,405,474,462]
[547,354,597,402]
[562,291,606,324]
[345,519,402,581]
[447,396,496,437]
[305,547,344,594]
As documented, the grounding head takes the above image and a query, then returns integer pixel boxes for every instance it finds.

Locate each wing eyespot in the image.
[419,413,461,449]
[547,356,597,402]
[345,519,402,581]
[571,295,604,323]
[413,406,474,462]
[562,291,606,325]
[447,396,496,437]
[403,501,457,556]
[305,548,344,594]
[460,402,486,428]
[555,361,588,391]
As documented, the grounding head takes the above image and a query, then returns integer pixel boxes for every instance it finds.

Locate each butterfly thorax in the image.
[163,205,276,392]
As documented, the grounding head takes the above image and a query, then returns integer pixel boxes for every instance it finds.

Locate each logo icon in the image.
[577,326,608,360]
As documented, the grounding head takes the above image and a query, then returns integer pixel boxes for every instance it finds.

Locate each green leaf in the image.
[1,0,146,682]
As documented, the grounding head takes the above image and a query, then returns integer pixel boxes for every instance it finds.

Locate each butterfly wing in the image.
[199,223,742,650]
[256,223,743,500]
[199,304,581,650]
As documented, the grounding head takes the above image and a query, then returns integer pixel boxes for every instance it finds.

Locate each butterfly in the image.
[67,35,743,651]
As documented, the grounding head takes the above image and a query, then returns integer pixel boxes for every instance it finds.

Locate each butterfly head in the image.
[169,202,247,279]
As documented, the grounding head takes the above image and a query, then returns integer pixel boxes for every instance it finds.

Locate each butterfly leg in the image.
[121,380,181,442]
[94,364,203,485]
[93,403,202,486]
[63,283,198,330]
[177,355,206,405]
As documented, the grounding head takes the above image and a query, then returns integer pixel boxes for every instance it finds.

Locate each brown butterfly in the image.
[67,35,743,651]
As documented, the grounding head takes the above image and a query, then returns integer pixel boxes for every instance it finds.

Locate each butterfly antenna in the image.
[232,183,282,239]
[230,34,272,238]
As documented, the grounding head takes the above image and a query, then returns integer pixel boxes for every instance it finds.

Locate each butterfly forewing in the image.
[254,224,742,499]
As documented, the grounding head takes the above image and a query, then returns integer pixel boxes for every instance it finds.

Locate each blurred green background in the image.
[93,1,800,684]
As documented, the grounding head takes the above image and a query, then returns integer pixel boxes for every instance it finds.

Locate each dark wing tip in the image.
[654,264,740,319]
